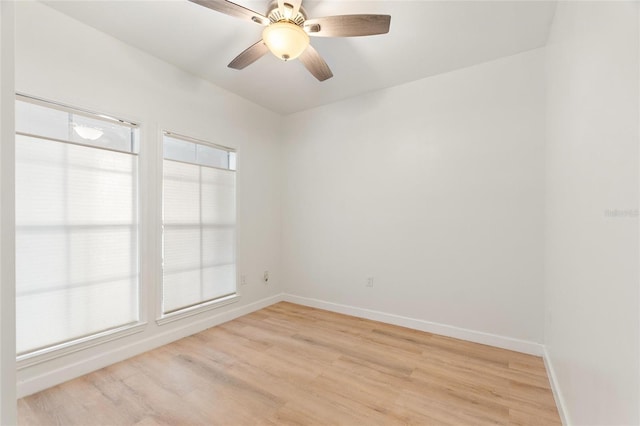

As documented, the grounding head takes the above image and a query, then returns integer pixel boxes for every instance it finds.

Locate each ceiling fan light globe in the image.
[262,21,309,61]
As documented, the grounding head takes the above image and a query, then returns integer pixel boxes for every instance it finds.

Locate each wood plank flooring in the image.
[18,302,561,425]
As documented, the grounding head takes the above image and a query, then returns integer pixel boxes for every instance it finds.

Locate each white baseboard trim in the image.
[17,294,284,398]
[542,347,570,425]
[282,293,544,356]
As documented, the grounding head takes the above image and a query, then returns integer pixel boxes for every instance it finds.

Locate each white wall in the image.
[544,2,639,425]
[282,48,546,349]
[14,1,283,396]
[0,1,17,424]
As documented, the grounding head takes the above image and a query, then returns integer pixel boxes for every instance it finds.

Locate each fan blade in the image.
[304,15,391,37]
[188,0,269,25]
[299,45,333,81]
[228,40,269,69]
[288,0,302,18]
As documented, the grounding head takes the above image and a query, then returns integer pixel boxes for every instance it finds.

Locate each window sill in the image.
[17,322,147,370]
[156,293,240,326]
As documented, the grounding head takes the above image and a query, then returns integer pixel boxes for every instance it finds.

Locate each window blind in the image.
[15,97,139,355]
[162,134,236,315]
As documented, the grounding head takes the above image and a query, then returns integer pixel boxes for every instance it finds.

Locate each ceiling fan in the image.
[188,0,391,81]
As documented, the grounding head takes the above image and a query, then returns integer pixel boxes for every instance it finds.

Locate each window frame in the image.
[15,93,146,368]
[156,130,239,325]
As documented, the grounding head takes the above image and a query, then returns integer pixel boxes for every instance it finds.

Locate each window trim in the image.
[16,93,138,128]
[17,322,147,369]
[157,130,238,323]
[155,293,240,326]
[15,131,139,156]
[14,93,145,361]
[163,130,236,155]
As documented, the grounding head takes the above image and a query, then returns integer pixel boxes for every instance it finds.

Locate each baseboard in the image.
[17,294,284,398]
[543,347,570,425]
[282,293,544,356]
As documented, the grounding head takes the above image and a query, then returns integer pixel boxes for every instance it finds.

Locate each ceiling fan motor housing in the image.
[266,1,306,25]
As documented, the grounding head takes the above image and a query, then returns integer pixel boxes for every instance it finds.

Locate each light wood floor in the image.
[18,302,561,425]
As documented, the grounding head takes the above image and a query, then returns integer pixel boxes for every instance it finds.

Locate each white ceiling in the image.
[43,0,557,115]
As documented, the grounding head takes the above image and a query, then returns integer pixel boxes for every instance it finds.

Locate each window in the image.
[161,132,237,317]
[15,95,140,357]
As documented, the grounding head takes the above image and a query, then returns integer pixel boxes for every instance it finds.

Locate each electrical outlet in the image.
[366,277,374,288]
[240,274,247,286]
[263,271,269,284]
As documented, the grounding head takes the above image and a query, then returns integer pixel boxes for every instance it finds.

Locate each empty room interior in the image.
[0,0,638,425]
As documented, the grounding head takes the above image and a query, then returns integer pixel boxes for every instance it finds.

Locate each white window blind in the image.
[162,133,236,315]
[15,96,140,355]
